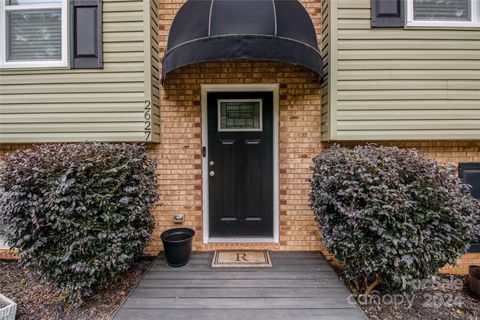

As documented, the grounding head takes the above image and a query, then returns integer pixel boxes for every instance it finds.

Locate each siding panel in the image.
[1,123,143,133]
[338,60,480,70]
[1,82,145,94]
[0,0,159,143]
[338,100,480,110]
[338,70,480,80]
[338,120,480,131]
[2,132,146,143]
[336,130,480,140]
[324,0,480,141]
[337,110,480,120]
[1,102,145,114]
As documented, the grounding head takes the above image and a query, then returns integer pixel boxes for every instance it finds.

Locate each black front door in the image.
[208,92,274,238]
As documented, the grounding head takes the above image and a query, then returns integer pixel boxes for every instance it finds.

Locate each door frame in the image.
[201,84,280,244]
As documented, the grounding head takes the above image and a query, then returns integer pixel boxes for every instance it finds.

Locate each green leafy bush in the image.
[0,143,158,302]
[309,145,480,294]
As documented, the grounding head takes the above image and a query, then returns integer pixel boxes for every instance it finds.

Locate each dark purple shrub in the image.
[0,143,158,302]
[309,145,480,294]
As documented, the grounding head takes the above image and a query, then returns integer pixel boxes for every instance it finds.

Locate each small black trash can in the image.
[161,228,195,267]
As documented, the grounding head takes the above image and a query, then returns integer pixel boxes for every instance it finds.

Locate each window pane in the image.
[6,9,62,61]
[219,101,262,130]
[413,0,471,21]
[6,0,61,5]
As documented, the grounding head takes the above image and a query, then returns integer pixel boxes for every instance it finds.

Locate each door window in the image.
[218,99,262,132]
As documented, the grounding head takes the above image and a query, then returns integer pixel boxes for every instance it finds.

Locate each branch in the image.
[364,277,381,296]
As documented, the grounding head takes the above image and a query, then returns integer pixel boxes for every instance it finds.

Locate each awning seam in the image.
[208,0,214,37]
[272,0,277,36]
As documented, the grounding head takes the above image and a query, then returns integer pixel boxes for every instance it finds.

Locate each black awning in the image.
[162,0,323,83]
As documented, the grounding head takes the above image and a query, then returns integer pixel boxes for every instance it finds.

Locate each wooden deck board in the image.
[122,297,360,309]
[129,287,351,298]
[152,257,330,265]
[114,252,366,320]
[142,271,339,280]
[114,308,366,320]
[149,263,333,272]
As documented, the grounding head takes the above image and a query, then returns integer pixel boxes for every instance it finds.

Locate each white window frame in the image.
[217,99,264,132]
[0,0,69,69]
[407,0,480,27]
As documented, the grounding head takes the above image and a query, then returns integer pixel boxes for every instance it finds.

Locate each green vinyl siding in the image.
[0,0,160,143]
[323,0,480,141]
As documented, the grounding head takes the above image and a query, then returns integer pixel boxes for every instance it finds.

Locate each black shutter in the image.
[72,0,103,68]
[459,163,480,253]
[371,0,405,28]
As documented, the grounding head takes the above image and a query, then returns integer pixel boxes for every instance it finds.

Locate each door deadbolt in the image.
[209,161,215,166]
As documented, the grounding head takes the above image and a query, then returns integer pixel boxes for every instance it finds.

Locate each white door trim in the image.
[201,84,280,244]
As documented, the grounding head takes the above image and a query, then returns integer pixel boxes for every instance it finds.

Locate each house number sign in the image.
[144,100,152,141]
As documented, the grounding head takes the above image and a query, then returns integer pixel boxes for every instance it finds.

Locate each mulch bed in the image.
[361,276,480,320]
[0,259,152,320]
[334,267,480,320]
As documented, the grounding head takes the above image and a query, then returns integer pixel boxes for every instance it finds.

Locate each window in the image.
[459,163,480,252]
[407,0,480,27]
[0,0,68,68]
[218,100,263,132]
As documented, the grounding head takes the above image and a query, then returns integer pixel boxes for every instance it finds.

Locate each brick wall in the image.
[146,61,323,255]
[1,0,479,275]
[150,0,323,254]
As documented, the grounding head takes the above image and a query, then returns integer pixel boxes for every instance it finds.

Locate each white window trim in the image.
[0,0,69,69]
[407,0,480,28]
[217,99,264,132]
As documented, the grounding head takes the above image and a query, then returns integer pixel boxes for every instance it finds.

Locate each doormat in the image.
[212,250,272,267]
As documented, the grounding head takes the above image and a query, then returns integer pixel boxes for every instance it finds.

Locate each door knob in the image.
[209,171,215,177]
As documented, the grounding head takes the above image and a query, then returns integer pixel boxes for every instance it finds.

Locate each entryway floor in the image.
[114,251,366,320]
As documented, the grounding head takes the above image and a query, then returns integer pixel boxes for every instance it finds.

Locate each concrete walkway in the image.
[114,251,366,320]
